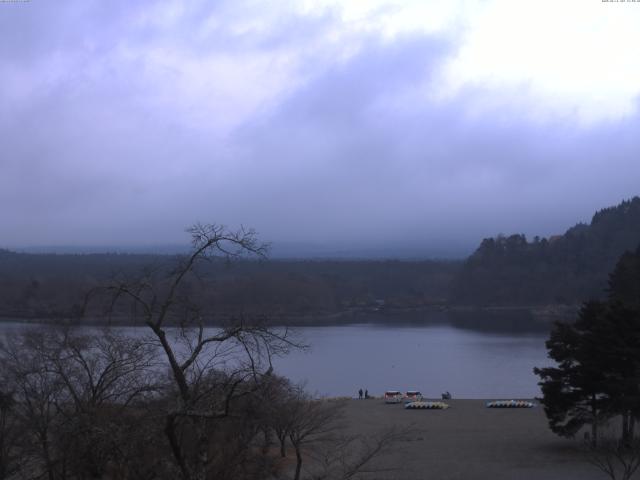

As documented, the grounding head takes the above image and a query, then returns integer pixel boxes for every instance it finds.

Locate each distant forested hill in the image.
[2,197,639,322]
[451,197,640,306]
[0,250,459,322]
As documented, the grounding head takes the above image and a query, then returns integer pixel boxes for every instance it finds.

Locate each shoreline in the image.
[0,303,577,329]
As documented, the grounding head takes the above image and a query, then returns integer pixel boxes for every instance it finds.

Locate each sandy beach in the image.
[339,399,602,480]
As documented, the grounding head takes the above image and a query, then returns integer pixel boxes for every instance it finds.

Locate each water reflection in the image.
[0,313,554,399]
[359,309,555,334]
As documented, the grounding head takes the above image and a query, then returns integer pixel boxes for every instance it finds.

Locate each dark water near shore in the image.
[0,313,553,399]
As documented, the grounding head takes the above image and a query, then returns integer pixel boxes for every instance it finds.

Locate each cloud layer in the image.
[1,0,639,256]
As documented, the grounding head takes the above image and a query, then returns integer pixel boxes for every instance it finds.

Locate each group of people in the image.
[358,388,369,399]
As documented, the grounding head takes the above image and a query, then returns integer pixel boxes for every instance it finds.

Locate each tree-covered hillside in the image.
[0,250,459,322]
[452,197,640,305]
[2,197,639,321]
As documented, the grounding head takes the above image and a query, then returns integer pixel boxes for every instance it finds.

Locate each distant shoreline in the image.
[0,303,578,330]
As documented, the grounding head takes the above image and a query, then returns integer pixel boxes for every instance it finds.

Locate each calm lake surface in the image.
[274,323,551,399]
[0,316,553,399]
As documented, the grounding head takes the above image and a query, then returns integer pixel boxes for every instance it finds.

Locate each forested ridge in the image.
[452,197,640,306]
[0,250,458,322]
[2,197,639,322]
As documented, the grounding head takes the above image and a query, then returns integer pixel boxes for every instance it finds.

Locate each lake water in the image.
[274,323,551,399]
[0,317,553,399]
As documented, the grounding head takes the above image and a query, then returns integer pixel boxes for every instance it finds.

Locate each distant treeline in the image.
[451,197,640,306]
[0,250,459,322]
[2,196,640,323]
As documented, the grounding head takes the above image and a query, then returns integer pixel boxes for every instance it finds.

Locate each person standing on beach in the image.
[365,389,369,399]
[358,388,363,399]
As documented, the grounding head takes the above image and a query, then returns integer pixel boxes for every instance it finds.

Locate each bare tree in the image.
[50,328,160,478]
[0,326,161,480]
[276,387,412,480]
[100,224,303,480]
[286,392,346,480]
[251,374,292,457]
[585,430,640,480]
[1,330,69,480]
[310,427,411,480]
[0,390,22,480]
[260,375,299,459]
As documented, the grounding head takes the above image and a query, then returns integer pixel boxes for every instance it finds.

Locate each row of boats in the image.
[384,391,536,409]
[404,400,536,409]
[403,400,536,409]
[405,401,450,409]
[485,400,536,408]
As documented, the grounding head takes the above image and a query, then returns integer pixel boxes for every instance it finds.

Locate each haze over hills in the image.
[9,197,639,263]
[13,240,475,260]
[1,196,639,323]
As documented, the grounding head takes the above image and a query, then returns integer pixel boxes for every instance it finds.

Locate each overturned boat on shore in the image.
[486,400,535,408]
[405,401,449,410]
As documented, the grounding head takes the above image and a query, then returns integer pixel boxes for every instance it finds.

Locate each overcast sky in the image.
[2,0,639,257]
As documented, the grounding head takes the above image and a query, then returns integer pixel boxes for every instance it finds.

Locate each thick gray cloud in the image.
[232,41,640,252]
[1,1,639,257]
